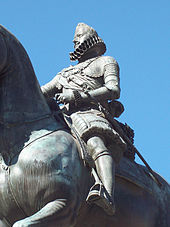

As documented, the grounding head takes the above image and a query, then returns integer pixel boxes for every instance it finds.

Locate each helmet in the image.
[70,23,106,61]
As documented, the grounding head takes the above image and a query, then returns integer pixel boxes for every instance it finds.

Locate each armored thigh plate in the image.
[70,109,126,163]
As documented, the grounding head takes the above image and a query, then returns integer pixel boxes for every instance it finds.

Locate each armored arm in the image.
[41,74,62,98]
[44,57,120,106]
[81,56,120,102]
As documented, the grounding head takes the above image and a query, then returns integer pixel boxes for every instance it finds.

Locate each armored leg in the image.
[86,136,116,215]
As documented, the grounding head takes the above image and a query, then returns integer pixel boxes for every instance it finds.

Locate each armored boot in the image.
[86,136,116,216]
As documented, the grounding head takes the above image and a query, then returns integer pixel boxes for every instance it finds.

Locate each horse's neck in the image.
[0,25,51,123]
[0,75,51,123]
[0,25,57,164]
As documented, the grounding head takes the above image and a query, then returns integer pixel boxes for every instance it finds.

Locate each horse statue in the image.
[0,25,169,227]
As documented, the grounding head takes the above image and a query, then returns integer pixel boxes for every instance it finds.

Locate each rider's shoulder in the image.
[96,56,118,65]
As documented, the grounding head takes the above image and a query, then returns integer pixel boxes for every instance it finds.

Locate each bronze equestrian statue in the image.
[0,24,169,227]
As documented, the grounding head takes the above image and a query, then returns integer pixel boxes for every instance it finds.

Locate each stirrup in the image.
[86,183,103,202]
[86,183,115,216]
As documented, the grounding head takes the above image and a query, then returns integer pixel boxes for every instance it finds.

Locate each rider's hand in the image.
[55,91,74,104]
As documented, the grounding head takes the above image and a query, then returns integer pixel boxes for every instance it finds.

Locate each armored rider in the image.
[41,23,126,215]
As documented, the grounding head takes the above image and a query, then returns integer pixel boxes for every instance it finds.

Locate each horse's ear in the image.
[0,34,7,74]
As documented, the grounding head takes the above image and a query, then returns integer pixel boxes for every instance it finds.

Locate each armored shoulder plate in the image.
[83,56,118,78]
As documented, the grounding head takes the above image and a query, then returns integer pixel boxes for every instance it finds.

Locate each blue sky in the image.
[1,0,169,182]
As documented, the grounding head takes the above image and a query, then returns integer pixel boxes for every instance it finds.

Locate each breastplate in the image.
[58,57,104,92]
